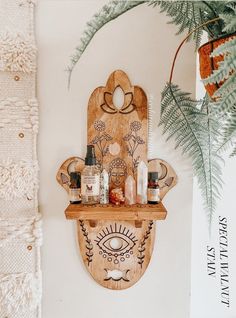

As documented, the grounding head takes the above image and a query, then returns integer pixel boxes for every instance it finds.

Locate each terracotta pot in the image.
[198,32,236,97]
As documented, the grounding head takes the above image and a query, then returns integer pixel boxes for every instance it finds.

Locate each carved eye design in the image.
[103,234,130,252]
[111,172,125,178]
[95,223,137,264]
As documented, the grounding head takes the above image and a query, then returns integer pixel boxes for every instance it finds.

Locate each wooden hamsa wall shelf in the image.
[56,70,177,290]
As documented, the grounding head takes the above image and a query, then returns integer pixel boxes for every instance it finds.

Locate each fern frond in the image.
[67,0,146,86]
[230,144,236,156]
[151,1,229,47]
[203,54,236,86]
[215,87,236,113]
[212,70,236,97]
[221,13,236,33]
[202,35,236,103]
[217,111,236,154]
[67,0,232,86]
[152,1,206,48]
[210,37,236,58]
[221,1,236,33]
[160,83,223,227]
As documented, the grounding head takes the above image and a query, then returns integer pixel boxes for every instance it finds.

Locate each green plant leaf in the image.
[202,55,236,87]
[67,0,146,87]
[210,37,236,57]
[160,83,223,227]
[221,1,236,33]
[230,144,236,156]
[150,1,227,47]
[67,0,231,86]
[217,111,236,154]
[216,87,236,113]
[212,70,236,97]
[202,36,236,111]
[151,1,205,48]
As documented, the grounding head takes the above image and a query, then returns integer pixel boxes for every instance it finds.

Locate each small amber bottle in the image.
[147,172,160,204]
[69,172,81,204]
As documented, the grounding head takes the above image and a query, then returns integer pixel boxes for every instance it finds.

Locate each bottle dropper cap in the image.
[69,172,81,187]
[85,145,97,165]
[148,172,158,181]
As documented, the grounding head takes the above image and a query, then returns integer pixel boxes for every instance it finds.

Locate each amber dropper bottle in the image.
[69,172,81,204]
[147,172,160,204]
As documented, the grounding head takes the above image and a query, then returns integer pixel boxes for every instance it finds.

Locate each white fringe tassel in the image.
[0,214,42,247]
[0,271,41,315]
[0,159,39,201]
[0,30,36,73]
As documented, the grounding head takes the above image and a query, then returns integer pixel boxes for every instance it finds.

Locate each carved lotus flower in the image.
[101,86,136,114]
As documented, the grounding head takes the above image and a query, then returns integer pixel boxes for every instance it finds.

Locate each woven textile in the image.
[0,215,42,247]
[0,98,38,132]
[0,72,35,99]
[0,159,39,200]
[0,31,37,73]
[0,0,41,317]
[0,271,41,317]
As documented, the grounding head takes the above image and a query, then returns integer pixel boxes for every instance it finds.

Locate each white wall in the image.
[36,1,196,317]
[190,36,236,318]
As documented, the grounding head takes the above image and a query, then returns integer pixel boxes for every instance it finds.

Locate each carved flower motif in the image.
[94,120,105,131]
[130,121,141,132]
[101,91,135,114]
[91,135,100,144]
[123,132,132,141]
[136,136,145,144]
[103,133,112,141]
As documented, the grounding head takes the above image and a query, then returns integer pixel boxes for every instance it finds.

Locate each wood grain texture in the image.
[56,70,178,290]
[87,69,148,189]
[56,156,84,193]
[148,158,177,199]
[81,70,152,289]
[65,202,167,221]
[77,219,155,290]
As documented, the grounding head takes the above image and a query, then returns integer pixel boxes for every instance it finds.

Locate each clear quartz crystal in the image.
[81,165,100,205]
[125,175,136,205]
[100,169,109,204]
[137,161,148,204]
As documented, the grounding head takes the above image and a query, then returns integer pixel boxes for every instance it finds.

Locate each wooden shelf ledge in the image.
[65,202,167,221]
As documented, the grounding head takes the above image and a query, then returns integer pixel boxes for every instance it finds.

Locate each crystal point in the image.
[125,175,136,205]
[100,169,109,204]
[137,161,148,204]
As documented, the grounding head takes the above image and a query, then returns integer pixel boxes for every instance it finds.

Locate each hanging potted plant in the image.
[199,31,236,97]
[67,0,236,228]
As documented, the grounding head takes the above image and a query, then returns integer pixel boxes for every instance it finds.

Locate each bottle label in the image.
[81,175,100,196]
[147,188,160,202]
[69,188,81,202]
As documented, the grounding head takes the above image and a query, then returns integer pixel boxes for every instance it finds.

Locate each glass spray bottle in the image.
[81,145,100,204]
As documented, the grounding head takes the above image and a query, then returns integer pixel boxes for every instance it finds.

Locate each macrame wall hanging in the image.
[57,70,177,289]
[0,1,41,317]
